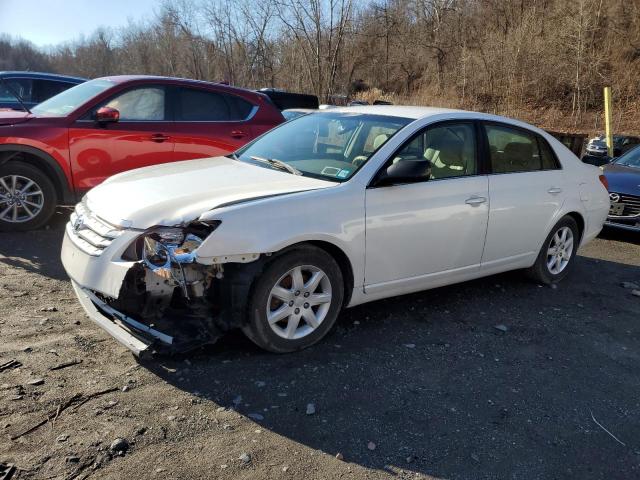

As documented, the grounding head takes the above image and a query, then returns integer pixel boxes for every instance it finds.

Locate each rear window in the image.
[177,88,254,121]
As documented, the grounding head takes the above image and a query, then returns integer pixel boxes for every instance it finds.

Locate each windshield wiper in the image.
[0,78,31,114]
[250,156,302,176]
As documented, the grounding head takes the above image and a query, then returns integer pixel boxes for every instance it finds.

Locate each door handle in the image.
[547,187,563,194]
[150,134,170,143]
[465,195,487,206]
[231,130,247,139]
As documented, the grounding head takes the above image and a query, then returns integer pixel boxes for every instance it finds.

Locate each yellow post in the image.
[604,87,613,157]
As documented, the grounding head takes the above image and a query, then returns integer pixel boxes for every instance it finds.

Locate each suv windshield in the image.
[614,146,640,168]
[235,112,411,181]
[31,79,115,117]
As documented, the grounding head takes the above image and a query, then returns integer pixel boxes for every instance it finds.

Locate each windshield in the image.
[235,112,411,181]
[613,146,640,168]
[31,79,115,117]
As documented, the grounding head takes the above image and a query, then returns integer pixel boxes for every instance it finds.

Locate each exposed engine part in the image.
[101,224,268,355]
[142,232,205,300]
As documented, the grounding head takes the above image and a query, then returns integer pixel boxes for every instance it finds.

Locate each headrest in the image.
[504,142,533,161]
[373,134,389,150]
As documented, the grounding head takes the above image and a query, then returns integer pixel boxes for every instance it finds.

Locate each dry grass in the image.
[354,88,640,138]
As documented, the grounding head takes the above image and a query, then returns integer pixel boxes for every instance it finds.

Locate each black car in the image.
[583,134,640,166]
[602,145,640,232]
[0,71,86,111]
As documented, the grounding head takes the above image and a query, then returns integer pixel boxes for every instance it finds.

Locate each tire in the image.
[0,161,58,232]
[242,246,344,353]
[526,216,580,284]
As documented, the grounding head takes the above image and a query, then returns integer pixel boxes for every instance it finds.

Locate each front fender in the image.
[0,136,74,203]
[195,185,366,287]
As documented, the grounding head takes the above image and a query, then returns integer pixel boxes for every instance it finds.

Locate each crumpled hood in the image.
[603,162,640,196]
[0,110,33,126]
[86,156,335,228]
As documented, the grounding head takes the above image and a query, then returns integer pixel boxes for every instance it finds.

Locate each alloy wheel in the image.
[0,175,45,223]
[266,265,332,340]
[546,226,574,275]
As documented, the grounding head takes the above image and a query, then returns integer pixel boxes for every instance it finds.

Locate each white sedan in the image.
[61,106,609,356]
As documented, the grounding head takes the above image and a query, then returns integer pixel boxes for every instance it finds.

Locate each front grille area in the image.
[609,192,640,218]
[67,202,122,256]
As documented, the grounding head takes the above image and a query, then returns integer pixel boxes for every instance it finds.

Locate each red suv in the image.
[0,76,285,231]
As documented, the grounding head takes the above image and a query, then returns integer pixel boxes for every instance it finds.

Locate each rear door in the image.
[169,86,256,160]
[69,85,175,190]
[481,122,565,268]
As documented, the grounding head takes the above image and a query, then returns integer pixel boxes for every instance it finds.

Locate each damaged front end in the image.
[70,219,263,357]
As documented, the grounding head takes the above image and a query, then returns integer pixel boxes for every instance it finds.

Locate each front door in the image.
[69,85,175,190]
[364,121,489,295]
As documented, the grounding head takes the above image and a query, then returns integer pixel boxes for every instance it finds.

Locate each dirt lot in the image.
[1,211,639,480]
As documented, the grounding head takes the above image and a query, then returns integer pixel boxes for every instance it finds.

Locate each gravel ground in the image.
[1,210,639,480]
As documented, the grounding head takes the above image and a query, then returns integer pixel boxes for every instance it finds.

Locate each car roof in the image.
[96,75,258,96]
[0,71,87,82]
[327,105,464,119]
[321,104,544,128]
[283,108,317,113]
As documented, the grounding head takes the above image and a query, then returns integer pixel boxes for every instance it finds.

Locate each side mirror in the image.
[95,106,120,124]
[374,160,431,187]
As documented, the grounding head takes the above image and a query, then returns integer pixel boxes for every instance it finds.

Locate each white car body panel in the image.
[482,169,566,266]
[87,157,335,229]
[61,105,610,330]
[364,175,489,287]
[61,223,139,298]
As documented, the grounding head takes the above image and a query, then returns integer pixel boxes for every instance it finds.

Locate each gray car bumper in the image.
[71,280,174,357]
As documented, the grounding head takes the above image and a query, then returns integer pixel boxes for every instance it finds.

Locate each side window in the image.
[392,122,477,180]
[225,93,253,120]
[485,124,548,173]
[362,125,399,156]
[104,87,165,121]
[0,78,33,102]
[176,88,254,121]
[538,136,560,170]
[33,80,74,103]
[177,88,229,121]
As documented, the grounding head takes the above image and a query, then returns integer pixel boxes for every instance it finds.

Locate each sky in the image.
[0,0,164,48]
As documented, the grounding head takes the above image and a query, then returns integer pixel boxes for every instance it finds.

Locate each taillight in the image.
[598,174,609,190]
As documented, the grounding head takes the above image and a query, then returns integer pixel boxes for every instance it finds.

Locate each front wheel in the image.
[526,216,580,284]
[242,246,344,353]
[0,161,58,232]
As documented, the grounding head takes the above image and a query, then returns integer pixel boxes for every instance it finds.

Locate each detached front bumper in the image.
[62,224,172,356]
[71,281,169,357]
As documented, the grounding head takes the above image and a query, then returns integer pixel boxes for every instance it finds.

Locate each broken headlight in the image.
[139,222,220,300]
[143,228,203,269]
[141,221,221,269]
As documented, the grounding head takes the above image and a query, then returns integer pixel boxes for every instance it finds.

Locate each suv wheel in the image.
[0,161,57,232]
[526,216,580,284]
[242,246,344,353]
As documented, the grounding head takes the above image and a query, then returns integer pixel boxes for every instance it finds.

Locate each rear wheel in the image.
[242,246,344,353]
[0,161,57,232]
[526,216,580,284]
